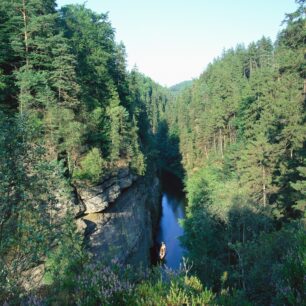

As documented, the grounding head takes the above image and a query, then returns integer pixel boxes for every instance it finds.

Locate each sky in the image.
[57,0,298,87]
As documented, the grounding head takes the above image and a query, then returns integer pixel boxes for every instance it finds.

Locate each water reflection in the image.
[155,173,186,269]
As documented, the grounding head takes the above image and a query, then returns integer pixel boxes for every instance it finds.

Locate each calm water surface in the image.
[156,173,186,269]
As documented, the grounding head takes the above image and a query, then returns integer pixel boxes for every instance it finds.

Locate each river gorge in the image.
[153,172,186,269]
[79,170,187,270]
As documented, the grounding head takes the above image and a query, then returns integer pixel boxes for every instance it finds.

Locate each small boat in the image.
[159,242,166,260]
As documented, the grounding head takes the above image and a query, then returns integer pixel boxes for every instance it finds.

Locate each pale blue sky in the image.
[57,0,298,87]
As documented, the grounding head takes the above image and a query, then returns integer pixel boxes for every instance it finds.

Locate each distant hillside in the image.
[169,80,193,94]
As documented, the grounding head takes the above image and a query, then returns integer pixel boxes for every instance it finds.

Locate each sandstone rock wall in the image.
[76,169,161,267]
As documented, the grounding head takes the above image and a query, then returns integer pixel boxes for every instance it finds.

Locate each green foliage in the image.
[217,289,252,306]
[107,90,130,162]
[228,223,306,305]
[0,112,73,303]
[44,213,85,285]
[170,80,193,95]
[291,160,306,216]
[0,0,305,305]
[182,160,305,304]
[155,120,184,178]
[73,148,105,183]
[133,268,215,306]
[128,117,146,175]
[167,3,306,305]
[0,0,173,300]
[273,227,306,305]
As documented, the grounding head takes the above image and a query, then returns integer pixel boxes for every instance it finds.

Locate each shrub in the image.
[73,148,105,183]
[133,267,215,305]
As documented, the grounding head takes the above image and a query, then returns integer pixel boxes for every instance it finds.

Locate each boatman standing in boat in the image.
[159,241,166,260]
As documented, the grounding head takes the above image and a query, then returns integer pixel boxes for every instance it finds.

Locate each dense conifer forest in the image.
[0,0,305,305]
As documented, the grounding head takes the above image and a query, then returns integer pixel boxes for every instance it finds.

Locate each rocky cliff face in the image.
[21,168,160,290]
[76,168,161,267]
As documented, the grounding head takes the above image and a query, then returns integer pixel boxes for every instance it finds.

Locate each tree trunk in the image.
[22,0,29,67]
[20,0,29,114]
[262,166,267,207]
[204,145,209,159]
[219,128,223,158]
[234,247,246,291]
[228,123,232,144]
[303,78,306,102]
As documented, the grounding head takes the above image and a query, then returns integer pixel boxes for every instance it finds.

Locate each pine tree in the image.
[107,89,129,163]
[291,161,306,216]
[128,116,146,175]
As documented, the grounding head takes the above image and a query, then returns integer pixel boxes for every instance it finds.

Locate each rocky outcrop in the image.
[77,168,161,267]
[21,264,45,291]
[20,168,160,292]
[77,168,137,214]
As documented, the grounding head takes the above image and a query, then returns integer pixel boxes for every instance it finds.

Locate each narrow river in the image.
[155,172,186,269]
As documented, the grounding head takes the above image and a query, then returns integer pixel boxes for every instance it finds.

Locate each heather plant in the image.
[72,261,136,305]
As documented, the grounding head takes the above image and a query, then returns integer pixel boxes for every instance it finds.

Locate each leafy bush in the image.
[273,227,306,305]
[73,148,105,183]
[133,267,215,305]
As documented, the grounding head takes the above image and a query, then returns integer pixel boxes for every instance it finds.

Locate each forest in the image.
[0,0,305,305]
